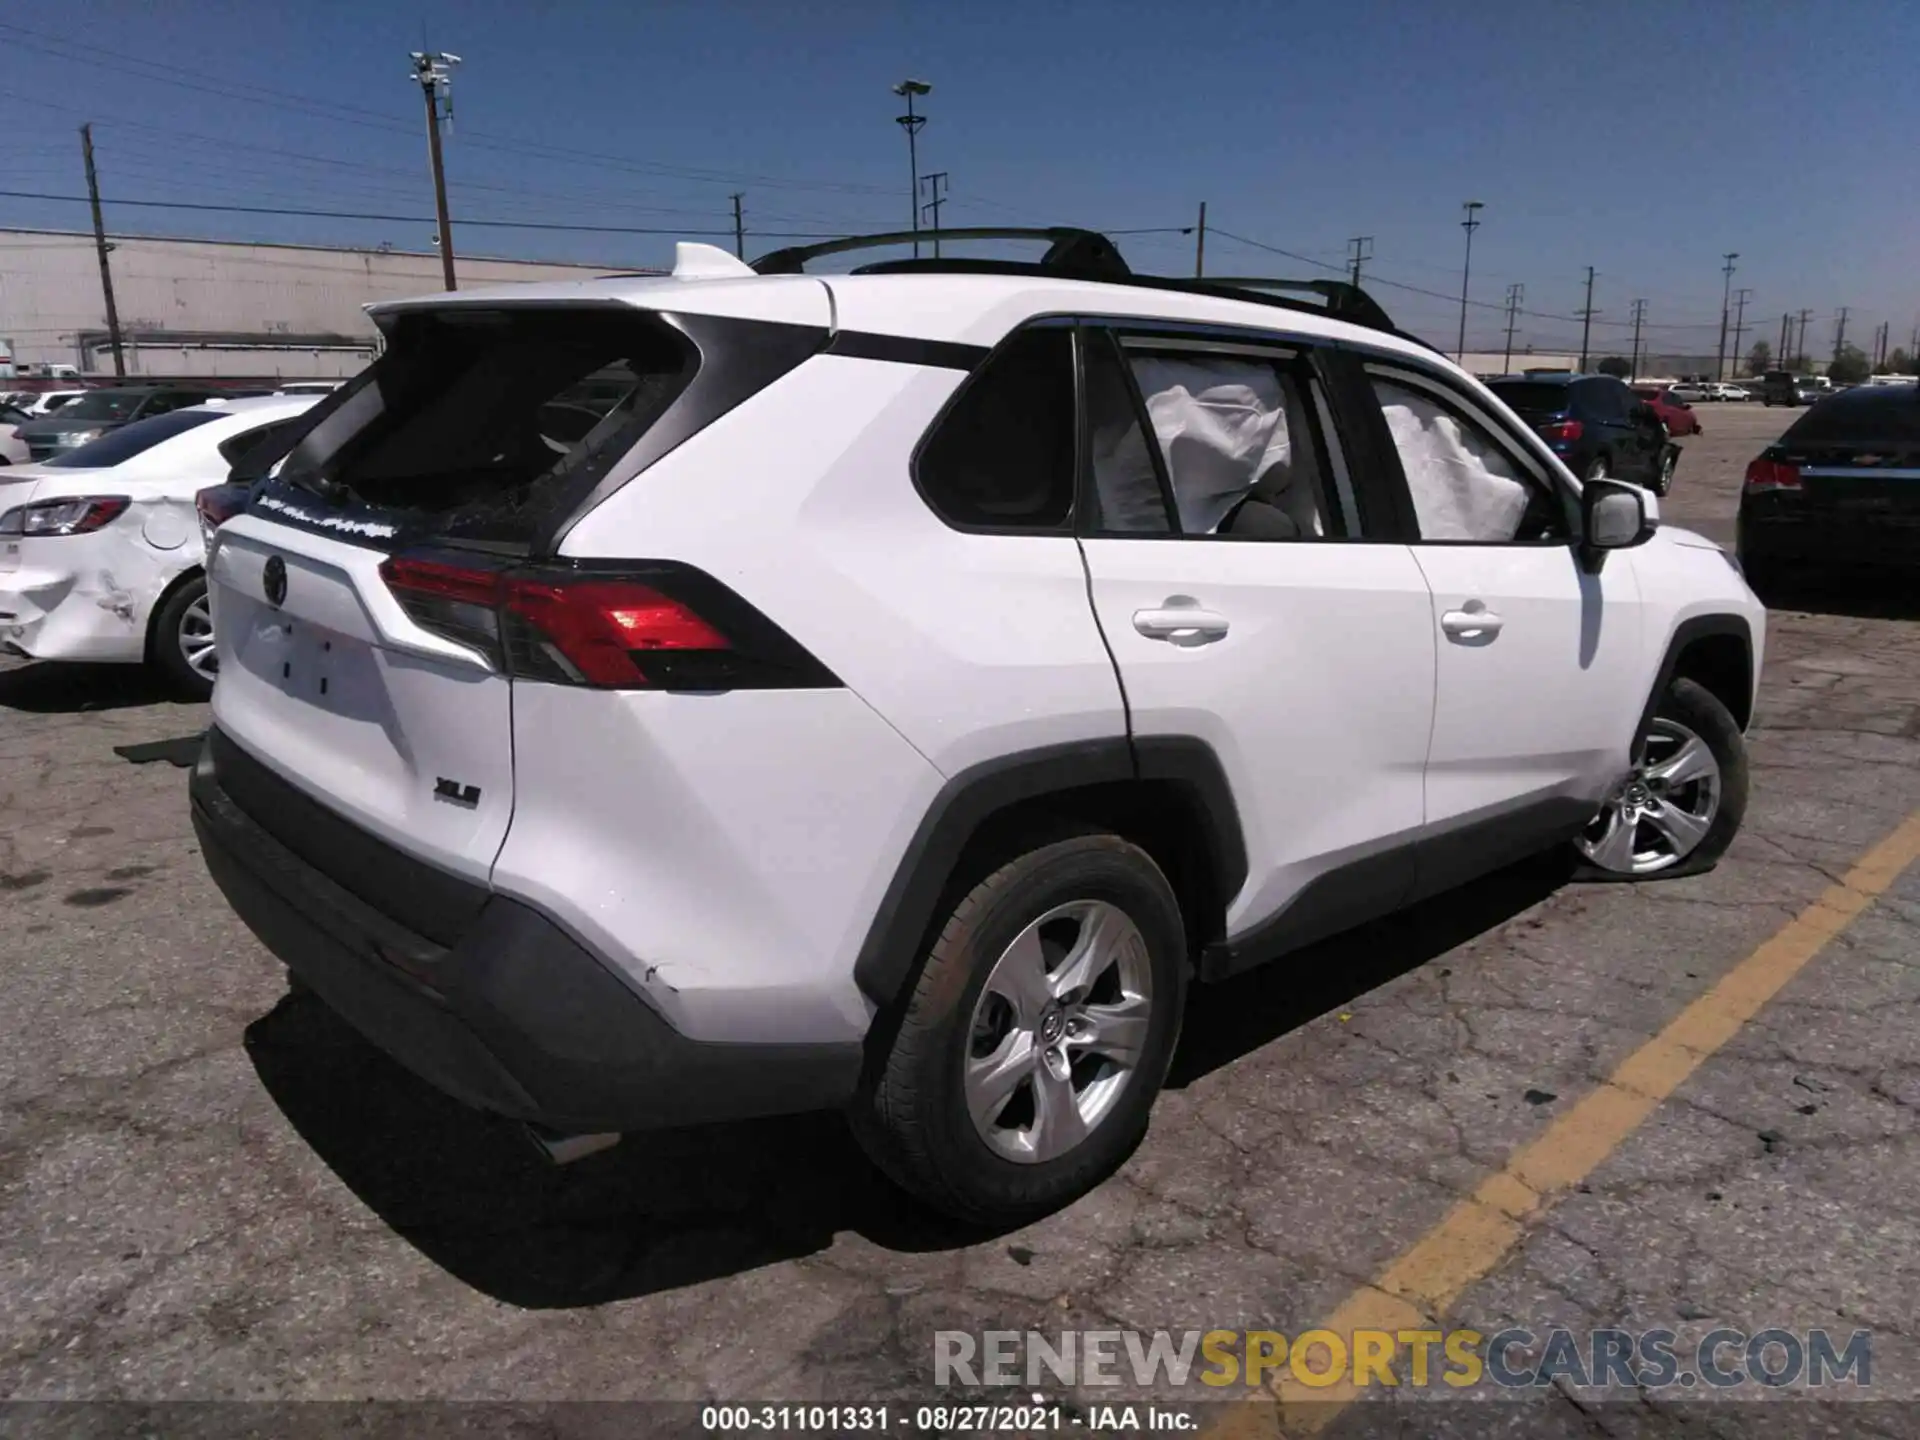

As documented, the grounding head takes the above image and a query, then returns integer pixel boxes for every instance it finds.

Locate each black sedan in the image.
[15,385,214,461]
[1737,383,1920,592]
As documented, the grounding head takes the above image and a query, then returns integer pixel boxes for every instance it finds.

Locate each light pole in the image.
[410,50,462,292]
[893,79,931,258]
[1456,201,1484,361]
[1715,251,1738,382]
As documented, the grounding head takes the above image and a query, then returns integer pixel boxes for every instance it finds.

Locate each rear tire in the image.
[1654,446,1678,496]
[149,573,217,700]
[852,832,1187,1226]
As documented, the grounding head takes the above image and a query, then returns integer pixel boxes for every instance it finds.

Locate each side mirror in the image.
[1579,478,1655,571]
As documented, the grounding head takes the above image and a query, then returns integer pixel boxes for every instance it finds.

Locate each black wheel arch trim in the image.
[852,735,1248,1012]
[1633,613,1756,759]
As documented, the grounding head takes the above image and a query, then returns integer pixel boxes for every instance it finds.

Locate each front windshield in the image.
[53,391,148,421]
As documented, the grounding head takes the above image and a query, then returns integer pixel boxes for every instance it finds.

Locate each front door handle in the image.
[1133,606,1231,646]
[1440,601,1503,640]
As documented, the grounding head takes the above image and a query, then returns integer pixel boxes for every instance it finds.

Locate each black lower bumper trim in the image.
[193,731,861,1133]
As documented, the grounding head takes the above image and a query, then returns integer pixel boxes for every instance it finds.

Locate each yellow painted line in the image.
[1211,806,1920,1440]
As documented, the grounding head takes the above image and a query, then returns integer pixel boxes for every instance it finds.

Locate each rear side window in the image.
[1121,343,1339,539]
[286,307,695,543]
[916,327,1076,531]
[42,408,221,468]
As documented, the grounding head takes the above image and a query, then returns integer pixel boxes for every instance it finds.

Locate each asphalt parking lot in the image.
[3,401,1918,1433]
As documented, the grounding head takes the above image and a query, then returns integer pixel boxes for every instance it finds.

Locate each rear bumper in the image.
[1737,513,1920,570]
[0,553,149,663]
[191,729,862,1133]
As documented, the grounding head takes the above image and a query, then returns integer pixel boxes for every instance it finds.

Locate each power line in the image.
[0,188,855,238]
[0,19,909,201]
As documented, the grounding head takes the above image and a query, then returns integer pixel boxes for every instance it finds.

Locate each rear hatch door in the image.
[205,292,829,893]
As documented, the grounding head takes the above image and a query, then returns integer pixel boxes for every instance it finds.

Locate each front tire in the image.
[853,832,1187,1226]
[149,573,217,700]
[1574,678,1748,881]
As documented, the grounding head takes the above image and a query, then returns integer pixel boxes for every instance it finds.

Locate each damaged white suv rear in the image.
[192,229,1764,1224]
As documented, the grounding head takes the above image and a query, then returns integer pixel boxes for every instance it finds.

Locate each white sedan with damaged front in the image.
[0,395,316,696]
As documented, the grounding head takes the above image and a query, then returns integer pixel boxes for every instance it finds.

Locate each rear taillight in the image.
[195,483,250,551]
[1743,457,1802,494]
[1541,418,1584,443]
[0,495,129,537]
[378,556,838,692]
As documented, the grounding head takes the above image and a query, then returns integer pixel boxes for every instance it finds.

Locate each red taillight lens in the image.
[1743,458,1802,494]
[378,556,834,692]
[1541,419,1584,443]
[0,495,129,537]
[504,579,731,687]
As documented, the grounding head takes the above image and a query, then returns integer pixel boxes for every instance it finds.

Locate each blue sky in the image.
[1,0,1914,359]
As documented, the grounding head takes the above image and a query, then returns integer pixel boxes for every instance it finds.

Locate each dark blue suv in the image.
[1484,373,1679,494]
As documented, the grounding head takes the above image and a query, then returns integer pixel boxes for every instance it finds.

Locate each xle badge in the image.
[434,777,482,807]
[262,555,288,608]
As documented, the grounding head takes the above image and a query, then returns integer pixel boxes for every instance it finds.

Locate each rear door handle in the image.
[1133,606,1230,646]
[1440,602,1503,639]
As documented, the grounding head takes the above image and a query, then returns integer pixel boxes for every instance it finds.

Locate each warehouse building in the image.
[0,228,651,379]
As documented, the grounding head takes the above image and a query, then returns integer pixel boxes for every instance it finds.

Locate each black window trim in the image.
[1357,356,1582,548]
[1078,322,1360,545]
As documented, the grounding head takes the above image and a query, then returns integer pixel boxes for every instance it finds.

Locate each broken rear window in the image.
[282,307,695,545]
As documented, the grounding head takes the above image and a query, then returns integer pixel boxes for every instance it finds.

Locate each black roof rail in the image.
[751,227,1130,280]
[1196,277,1396,333]
[749,226,1417,341]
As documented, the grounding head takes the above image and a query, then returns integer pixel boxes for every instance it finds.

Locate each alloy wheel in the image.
[178,593,218,681]
[963,899,1153,1164]
[1576,718,1722,875]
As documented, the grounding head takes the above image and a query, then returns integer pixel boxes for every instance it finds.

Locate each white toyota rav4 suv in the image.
[191,229,1764,1224]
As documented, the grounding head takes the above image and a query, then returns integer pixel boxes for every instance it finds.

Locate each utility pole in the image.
[730,193,745,259]
[1778,313,1790,365]
[1576,265,1597,372]
[78,123,125,377]
[1195,201,1207,278]
[919,172,948,256]
[1456,200,1484,361]
[1730,287,1752,377]
[1714,251,1738,382]
[1502,282,1524,373]
[892,80,930,258]
[1629,298,1648,382]
[410,51,461,291]
[1795,308,1813,368]
[1347,235,1372,288]
[1873,321,1888,369]
[1832,306,1849,368]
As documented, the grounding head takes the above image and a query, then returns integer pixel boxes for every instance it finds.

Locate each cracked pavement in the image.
[2,403,1917,1431]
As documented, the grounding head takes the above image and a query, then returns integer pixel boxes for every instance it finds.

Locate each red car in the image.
[1631,385,1702,437]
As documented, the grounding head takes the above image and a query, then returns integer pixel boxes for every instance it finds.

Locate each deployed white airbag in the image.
[1130,357,1294,535]
[1375,383,1530,542]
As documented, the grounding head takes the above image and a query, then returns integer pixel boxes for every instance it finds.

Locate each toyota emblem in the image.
[262,554,288,608]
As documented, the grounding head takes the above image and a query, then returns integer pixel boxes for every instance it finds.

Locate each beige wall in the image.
[0,230,635,377]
